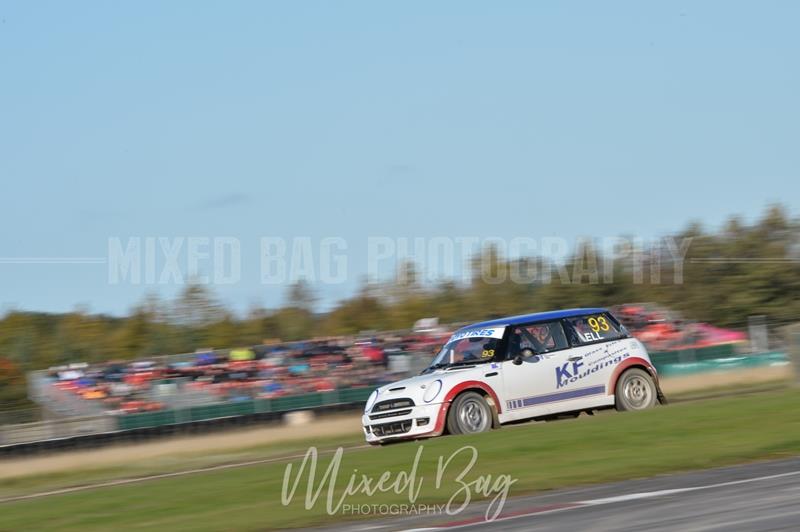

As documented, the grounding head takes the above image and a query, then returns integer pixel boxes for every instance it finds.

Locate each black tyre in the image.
[446,392,493,435]
[615,368,657,411]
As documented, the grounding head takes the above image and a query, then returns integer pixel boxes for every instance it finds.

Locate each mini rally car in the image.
[363,308,665,444]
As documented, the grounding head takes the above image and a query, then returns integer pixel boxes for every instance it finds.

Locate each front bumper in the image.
[362,402,444,443]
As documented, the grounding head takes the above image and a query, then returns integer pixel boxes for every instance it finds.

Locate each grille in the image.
[371,419,413,437]
[371,398,414,413]
[369,409,412,420]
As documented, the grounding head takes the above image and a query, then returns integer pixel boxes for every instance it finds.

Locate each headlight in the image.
[423,379,442,403]
[365,390,378,411]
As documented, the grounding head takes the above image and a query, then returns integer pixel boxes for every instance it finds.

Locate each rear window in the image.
[565,313,626,344]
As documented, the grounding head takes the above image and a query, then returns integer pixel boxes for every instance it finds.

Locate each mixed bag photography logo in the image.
[281,445,518,521]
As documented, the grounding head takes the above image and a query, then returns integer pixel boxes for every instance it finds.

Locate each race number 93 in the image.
[588,316,610,333]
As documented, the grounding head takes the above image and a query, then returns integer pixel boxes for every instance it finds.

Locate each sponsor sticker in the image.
[447,327,506,343]
[555,352,631,389]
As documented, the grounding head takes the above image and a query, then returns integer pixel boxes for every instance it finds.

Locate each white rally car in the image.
[363,308,665,444]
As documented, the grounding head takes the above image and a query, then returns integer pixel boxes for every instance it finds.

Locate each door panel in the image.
[499,320,576,421]
[498,357,555,421]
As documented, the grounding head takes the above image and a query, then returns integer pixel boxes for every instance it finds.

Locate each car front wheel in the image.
[447,391,492,435]
[615,368,657,411]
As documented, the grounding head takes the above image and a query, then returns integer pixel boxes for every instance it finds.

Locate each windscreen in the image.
[428,327,505,368]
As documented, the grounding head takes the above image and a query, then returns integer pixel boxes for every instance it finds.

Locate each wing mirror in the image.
[513,348,537,365]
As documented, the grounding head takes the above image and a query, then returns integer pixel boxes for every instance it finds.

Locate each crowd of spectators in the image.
[46,333,449,414]
[613,304,747,352]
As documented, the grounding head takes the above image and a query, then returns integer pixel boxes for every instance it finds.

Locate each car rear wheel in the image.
[615,368,657,411]
[447,392,492,435]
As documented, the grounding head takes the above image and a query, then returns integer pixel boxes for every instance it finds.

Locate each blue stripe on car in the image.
[507,385,606,410]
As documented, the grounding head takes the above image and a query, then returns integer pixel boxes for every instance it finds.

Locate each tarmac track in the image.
[323,457,800,532]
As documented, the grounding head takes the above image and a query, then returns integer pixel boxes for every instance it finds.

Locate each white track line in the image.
[420,469,800,529]
[0,444,370,504]
[582,469,800,505]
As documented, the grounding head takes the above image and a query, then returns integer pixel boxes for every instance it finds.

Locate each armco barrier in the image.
[648,343,740,365]
[0,414,116,446]
[654,352,788,377]
[116,387,373,431]
[1,388,375,453]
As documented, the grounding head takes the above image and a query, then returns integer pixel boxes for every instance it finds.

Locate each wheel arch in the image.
[608,357,666,404]
[437,381,502,434]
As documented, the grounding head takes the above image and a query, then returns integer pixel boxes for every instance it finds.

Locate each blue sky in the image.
[0,1,798,315]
